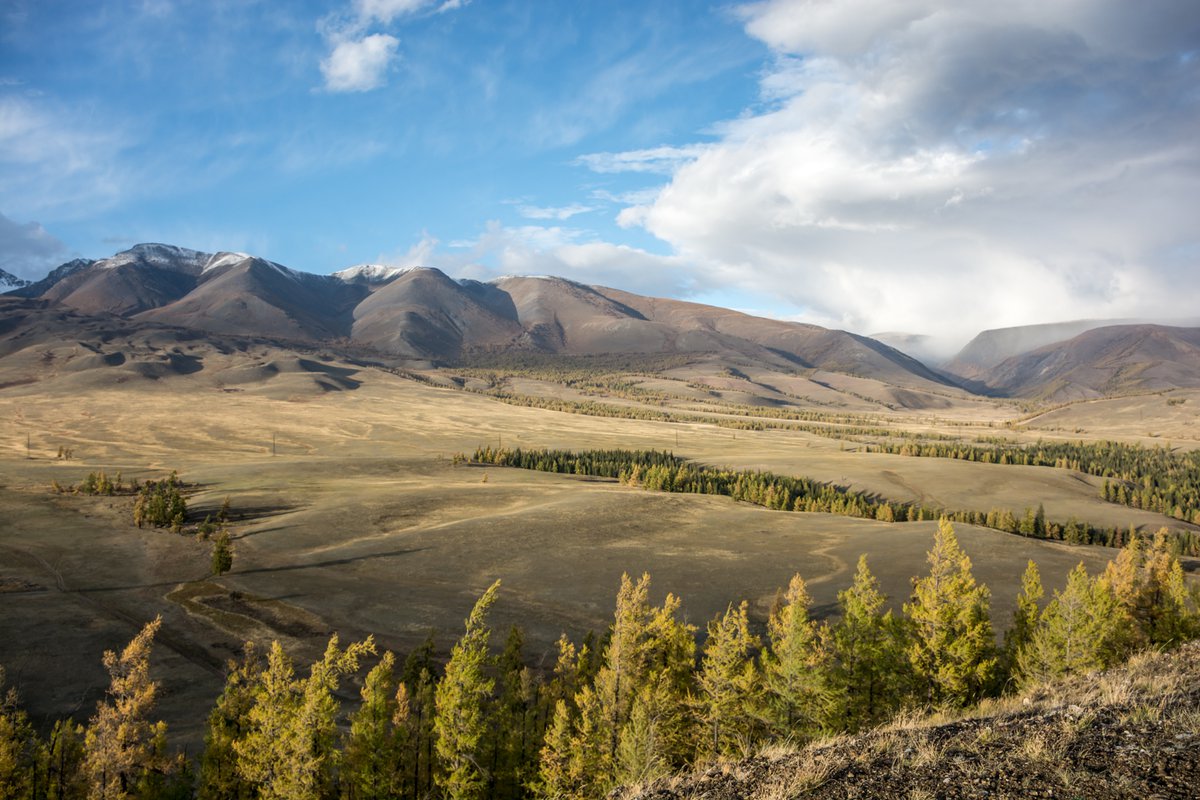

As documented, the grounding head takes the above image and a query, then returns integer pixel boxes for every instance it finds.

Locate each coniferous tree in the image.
[696,602,762,760]
[904,519,997,707]
[1017,563,1133,688]
[84,617,172,800]
[435,581,501,800]
[342,651,406,800]
[824,556,908,731]
[763,574,828,740]
[210,530,233,576]
[45,717,88,800]
[0,669,41,800]
[199,644,261,800]
[235,635,374,800]
[1002,561,1043,685]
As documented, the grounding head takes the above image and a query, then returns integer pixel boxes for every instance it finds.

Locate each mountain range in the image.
[4,243,1199,401]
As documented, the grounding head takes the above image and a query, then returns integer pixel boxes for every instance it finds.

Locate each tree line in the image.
[2,522,1197,800]
[463,447,1199,554]
[867,438,1200,526]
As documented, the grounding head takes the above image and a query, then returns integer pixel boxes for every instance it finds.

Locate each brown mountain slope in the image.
[595,284,952,388]
[39,244,207,316]
[138,254,367,341]
[351,268,524,357]
[981,325,1200,401]
[622,642,1200,800]
[11,244,958,389]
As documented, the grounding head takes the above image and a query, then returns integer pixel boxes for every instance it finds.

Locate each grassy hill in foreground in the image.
[620,640,1200,800]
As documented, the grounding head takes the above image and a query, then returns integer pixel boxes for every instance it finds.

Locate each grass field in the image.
[0,359,1195,747]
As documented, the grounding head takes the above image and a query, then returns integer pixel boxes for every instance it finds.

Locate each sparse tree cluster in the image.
[133,474,187,531]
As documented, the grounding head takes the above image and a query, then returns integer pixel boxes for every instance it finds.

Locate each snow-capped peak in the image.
[332,264,415,283]
[0,268,30,291]
[97,243,210,274]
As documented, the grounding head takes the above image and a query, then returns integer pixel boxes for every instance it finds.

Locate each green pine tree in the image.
[904,519,997,707]
[763,574,828,739]
[696,601,763,760]
[824,556,908,731]
[1002,560,1043,684]
[1017,563,1133,688]
[434,581,501,800]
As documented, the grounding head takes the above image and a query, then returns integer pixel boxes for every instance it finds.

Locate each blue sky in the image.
[2,0,1198,348]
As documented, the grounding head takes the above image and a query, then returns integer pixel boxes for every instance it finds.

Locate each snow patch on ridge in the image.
[97,243,210,273]
[332,264,431,283]
[202,252,252,273]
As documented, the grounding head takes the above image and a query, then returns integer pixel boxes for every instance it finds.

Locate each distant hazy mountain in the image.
[944,320,1128,380]
[867,332,953,366]
[8,244,952,390]
[980,325,1200,400]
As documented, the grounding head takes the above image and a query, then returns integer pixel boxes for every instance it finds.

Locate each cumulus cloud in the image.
[320,33,400,92]
[591,0,1200,346]
[0,212,68,279]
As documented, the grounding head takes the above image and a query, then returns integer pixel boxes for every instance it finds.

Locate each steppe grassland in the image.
[0,364,1192,745]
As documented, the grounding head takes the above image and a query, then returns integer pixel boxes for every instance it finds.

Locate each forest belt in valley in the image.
[462,446,1200,556]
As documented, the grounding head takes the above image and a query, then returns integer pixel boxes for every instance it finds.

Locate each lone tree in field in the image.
[435,580,501,800]
[211,530,234,576]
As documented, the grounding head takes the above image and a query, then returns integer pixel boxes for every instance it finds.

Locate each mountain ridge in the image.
[6,243,1200,400]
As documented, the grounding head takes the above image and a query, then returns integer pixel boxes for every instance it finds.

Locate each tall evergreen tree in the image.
[199,644,262,800]
[696,602,762,760]
[1002,561,1043,684]
[84,617,172,800]
[824,556,908,731]
[234,635,375,800]
[763,574,828,739]
[342,651,405,800]
[0,669,41,800]
[434,580,501,800]
[904,519,997,707]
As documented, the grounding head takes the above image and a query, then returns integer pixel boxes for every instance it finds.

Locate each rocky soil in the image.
[620,643,1200,800]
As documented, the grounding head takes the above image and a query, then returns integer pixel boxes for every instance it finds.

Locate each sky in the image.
[1,0,1198,352]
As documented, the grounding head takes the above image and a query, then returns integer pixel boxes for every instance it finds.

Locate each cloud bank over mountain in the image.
[578,0,1200,346]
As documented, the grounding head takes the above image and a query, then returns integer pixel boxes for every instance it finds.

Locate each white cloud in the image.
[0,213,68,280]
[320,33,399,92]
[576,144,709,175]
[353,0,463,24]
[594,0,1200,343]
[516,203,595,221]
